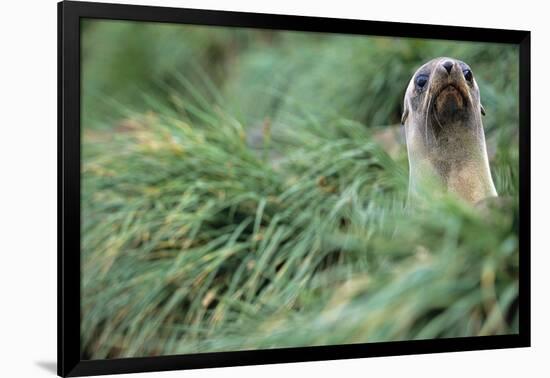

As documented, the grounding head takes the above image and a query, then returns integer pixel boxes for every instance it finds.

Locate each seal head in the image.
[401,57,497,204]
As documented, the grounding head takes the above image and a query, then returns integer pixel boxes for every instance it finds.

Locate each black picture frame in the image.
[58,1,531,376]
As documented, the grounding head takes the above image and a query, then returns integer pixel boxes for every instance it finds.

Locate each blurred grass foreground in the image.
[81,19,520,359]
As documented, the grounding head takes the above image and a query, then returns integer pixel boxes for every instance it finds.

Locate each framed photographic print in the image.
[58,1,531,376]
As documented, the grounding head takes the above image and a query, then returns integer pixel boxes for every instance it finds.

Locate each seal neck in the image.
[406,122,498,204]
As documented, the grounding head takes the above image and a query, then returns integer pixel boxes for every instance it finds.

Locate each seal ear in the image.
[480,103,486,116]
[401,103,409,125]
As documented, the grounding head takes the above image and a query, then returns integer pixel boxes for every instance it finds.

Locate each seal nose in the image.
[442,60,454,74]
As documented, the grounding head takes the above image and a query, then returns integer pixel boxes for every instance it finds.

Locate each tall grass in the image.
[81,21,519,359]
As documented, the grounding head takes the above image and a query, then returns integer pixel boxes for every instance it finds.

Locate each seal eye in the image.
[415,74,428,89]
[463,69,473,82]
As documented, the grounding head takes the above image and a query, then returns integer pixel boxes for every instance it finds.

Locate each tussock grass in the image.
[82,98,518,358]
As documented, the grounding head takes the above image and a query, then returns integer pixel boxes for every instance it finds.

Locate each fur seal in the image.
[401,57,498,204]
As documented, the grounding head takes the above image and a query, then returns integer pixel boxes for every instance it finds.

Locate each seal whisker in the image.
[433,110,443,130]
[424,93,441,145]
[425,95,435,146]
